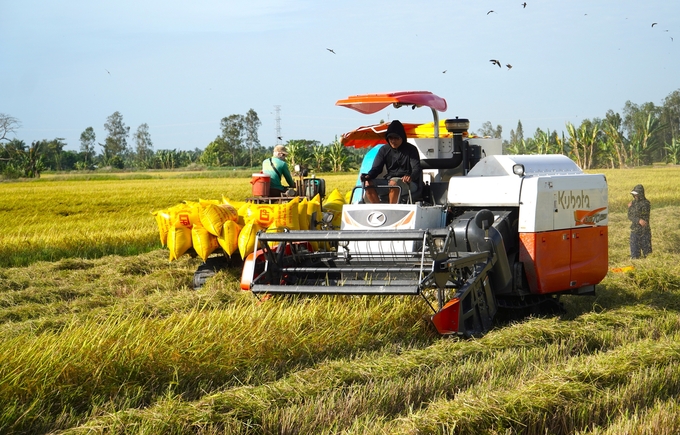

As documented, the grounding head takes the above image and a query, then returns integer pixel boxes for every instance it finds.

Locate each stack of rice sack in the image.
[152,192,344,262]
[153,199,240,262]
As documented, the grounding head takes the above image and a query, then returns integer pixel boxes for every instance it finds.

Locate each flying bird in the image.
[487,10,495,15]
[521,2,527,8]
[105,69,110,75]
[651,23,657,27]
[442,70,447,73]
[490,59,501,68]
[326,48,336,54]
[506,64,512,69]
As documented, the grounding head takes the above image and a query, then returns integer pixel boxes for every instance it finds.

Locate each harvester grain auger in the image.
[240,91,609,337]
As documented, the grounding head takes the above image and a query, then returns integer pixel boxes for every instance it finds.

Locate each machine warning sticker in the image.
[573,207,607,226]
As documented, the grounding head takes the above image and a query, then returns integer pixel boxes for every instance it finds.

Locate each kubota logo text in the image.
[558,190,591,210]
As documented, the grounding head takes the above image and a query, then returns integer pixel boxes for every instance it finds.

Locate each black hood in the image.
[385,120,407,143]
[631,184,646,199]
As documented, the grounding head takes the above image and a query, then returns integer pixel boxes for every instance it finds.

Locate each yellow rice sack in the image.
[218,220,241,257]
[298,198,309,231]
[344,189,352,204]
[274,197,299,230]
[307,194,323,250]
[199,200,238,236]
[167,222,193,261]
[308,194,323,230]
[266,221,283,233]
[326,188,344,204]
[245,203,277,227]
[192,223,219,262]
[323,188,345,229]
[153,210,171,246]
[222,196,246,211]
[236,202,250,226]
[170,201,200,229]
[238,221,263,259]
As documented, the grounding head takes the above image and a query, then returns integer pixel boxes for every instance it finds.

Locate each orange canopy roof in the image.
[341,120,468,148]
[336,91,448,114]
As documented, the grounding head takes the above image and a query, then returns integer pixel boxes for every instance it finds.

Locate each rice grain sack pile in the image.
[153,189,348,262]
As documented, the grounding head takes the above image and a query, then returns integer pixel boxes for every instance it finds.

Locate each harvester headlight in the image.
[512,164,525,176]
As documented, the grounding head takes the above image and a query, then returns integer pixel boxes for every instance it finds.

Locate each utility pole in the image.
[274,105,282,145]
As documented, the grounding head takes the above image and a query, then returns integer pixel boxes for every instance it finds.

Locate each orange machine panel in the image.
[520,227,608,294]
[520,231,571,294]
[570,226,608,287]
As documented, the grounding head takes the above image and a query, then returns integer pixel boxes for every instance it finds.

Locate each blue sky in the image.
[1,0,679,152]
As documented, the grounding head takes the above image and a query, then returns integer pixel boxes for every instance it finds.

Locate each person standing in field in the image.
[262,145,295,197]
[627,184,652,259]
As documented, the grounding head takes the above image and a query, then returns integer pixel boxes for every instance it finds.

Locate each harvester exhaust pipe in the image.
[445,117,470,174]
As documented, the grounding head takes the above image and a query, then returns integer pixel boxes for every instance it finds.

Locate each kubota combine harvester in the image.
[241,91,608,337]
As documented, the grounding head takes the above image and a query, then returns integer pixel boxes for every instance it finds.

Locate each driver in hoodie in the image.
[361,120,422,204]
[627,184,652,259]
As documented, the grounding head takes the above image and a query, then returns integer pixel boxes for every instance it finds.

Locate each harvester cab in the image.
[242,91,609,337]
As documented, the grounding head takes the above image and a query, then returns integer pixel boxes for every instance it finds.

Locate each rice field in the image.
[1,167,680,434]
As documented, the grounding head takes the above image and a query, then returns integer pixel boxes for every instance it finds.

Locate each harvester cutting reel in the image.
[247,210,506,337]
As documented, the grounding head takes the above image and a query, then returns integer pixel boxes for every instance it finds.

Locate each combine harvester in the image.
[241,91,608,337]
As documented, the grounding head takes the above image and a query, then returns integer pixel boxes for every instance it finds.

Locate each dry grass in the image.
[1,166,680,434]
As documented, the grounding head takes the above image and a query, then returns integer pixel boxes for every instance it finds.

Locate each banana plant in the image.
[664,137,680,165]
[566,121,601,169]
[628,113,664,166]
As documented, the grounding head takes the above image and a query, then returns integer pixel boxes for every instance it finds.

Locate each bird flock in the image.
[485,3,529,72]
[482,4,673,73]
[324,3,674,74]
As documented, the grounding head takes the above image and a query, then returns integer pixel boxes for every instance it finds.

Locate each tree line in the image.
[2,88,679,178]
[477,88,680,169]
[0,109,364,179]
